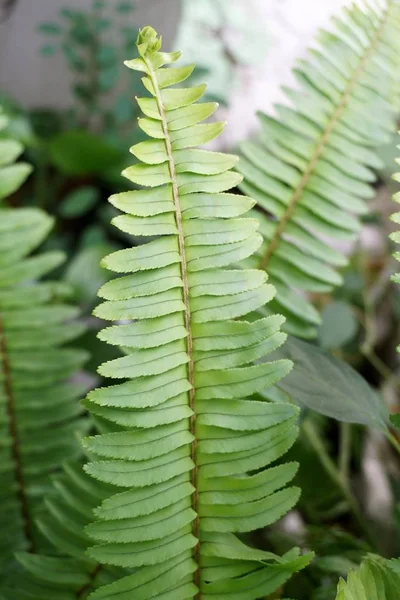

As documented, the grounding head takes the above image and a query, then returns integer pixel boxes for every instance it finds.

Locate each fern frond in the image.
[0,107,32,202]
[335,555,400,599]
[0,116,89,575]
[238,1,400,338]
[10,460,124,600]
[83,27,312,600]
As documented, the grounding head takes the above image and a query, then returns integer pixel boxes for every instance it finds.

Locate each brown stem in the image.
[143,57,200,595]
[0,315,35,551]
[259,2,392,272]
[76,564,103,599]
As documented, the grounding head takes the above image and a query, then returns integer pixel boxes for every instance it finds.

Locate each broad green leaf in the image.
[278,337,389,431]
[49,131,123,175]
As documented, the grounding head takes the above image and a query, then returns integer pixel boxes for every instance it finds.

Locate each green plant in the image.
[334,555,400,599]
[76,27,313,599]
[0,110,88,579]
[9,460,123,599]
[38,1,139,134]
[238,0,400,339]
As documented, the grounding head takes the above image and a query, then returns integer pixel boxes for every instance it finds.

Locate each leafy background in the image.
[1,1,400,599]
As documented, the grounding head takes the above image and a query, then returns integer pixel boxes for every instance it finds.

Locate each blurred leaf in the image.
[314,556,358,576]
[49,130,122,175]
[99,66,118,91]
[37,22,62,35]
[81,225,107,247]
[390,413,400,432]
[0,163,32,201]
[62,44,87,71]
[29,109,63,139]
[64,244,113,306]
[70,24,92,46]
[60,8,81,20]
[318,301,358,349]
[60,186,99,218]
[93,0,106,9]
[40,44,57,57]
[116,2,134,13]
[95,18,111,32]
[113,94,134,124]
[96,45,117,67]
[73,83,93,104]
[277,337,389,431]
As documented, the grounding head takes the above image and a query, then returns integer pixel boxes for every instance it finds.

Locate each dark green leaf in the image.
[390,413,400,433]
[116,2,134,13]
[278,337,389,431]
[99,66,118,92]
[37,22,62,35]
[60,186,99,218]
[318,301,358,349]
[49,130,123,176]
[96,45,117,67]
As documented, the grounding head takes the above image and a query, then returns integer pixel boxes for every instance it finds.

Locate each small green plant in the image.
[38,0,140,135]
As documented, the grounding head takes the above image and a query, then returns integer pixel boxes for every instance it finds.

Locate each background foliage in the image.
[1,1,400,599]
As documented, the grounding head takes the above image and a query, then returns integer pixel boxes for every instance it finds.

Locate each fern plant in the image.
[9,459,124,600]
[334,556,400,599]
[76,27,313,599]
[238,0,400,338]
[0,111,89,577]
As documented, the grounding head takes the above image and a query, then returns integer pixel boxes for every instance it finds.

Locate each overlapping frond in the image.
[335,555,400,599]
[0,115,89,576]
[82,27,312,600]
[9,460,124,600]
[238,0,400,338]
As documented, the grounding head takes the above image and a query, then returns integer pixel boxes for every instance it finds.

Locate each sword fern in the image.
[238,0,400,338]
[0,110,88,578]
[81,27,312,600]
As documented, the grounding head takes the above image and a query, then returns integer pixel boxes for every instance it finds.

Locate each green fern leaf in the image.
[0,107,32,202]
[0,115,89,577]
[83,27,312,599]
[238,1,400,338]
[335,555,400,599]
[10,459,125,600]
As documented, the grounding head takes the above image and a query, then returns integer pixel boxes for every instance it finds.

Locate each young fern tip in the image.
[83,27,312,599]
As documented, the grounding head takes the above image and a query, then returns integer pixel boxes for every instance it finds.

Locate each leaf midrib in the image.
[143,55,200,593]
[259,1,392,271]
[0,314,35,551]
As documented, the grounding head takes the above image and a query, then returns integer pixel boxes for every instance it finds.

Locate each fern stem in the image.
[339,422,352,483]
[386,430,400,457]
[76,564,103,599]
[303,418,375,547]
[143,56,200,593]
[0,316,35,552]
[259,1,392,272]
